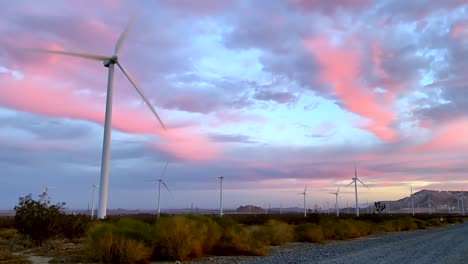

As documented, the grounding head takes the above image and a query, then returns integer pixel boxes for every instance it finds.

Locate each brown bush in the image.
[252,220,294,246]
[295,223,324,243]
[0,229,17,240]
[0,248,32,264]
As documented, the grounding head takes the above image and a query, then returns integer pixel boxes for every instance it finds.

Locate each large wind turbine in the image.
[297,185,307,217]
[146,162,171,218]
[330,186,341,216]
[219,176,224,217]
[29,17,166,219]
[345,165,369,217]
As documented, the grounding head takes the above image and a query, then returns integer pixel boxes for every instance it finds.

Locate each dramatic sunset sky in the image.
[1,0,467,210]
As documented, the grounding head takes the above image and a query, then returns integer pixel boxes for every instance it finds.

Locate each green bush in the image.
[0,217,15,229]
[212,224,268,256]
[87,221,152,264]
[59,214,91,241]
[14,193,65,245]
[295,223,324,243]
[154,216,200,260]
[252,220,294,246]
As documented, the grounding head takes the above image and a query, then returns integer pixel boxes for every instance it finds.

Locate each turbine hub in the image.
[103,56,118,68]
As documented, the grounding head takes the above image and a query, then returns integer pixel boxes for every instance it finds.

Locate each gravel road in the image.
[188,222,468,264]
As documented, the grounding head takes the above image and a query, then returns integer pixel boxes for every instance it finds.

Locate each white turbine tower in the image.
[297,185,307,217]
[345,165,369,217]
[219,176,224,217]
[345,166,369,216]
[330,186,341,216]
[146,162,171,219]
[29,17,167,219]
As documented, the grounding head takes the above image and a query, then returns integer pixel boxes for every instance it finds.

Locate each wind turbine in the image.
[297,185,307,217]
[90,184,98,219]
[457,188,465,216]
[219,176,224,217]
[428,192,432,214]
[28,16,166,219]
[43,185,56,196]
[345,165,369,217]
[146,162,171,219]
[410,186,415,216]
[330,186,341,216]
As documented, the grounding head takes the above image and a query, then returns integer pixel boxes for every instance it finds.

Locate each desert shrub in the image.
[426,218,442,227]
[0,247,31,264]
[295,223,323,243]
[212,224,268,256]
[394,216,418,231]
[251,220,294,246]
[154,216,212,260]
[114,218,155,245]
[185,215,222,253]
[87,222,152,264]
[0,228,17,240]
[14,193,66,245]
[0,217,15,229]
[414,219,426,229]
[59,214,91,241]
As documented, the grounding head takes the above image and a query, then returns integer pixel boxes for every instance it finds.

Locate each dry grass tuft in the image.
[0,248,32,264]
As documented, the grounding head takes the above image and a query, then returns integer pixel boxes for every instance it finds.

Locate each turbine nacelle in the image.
[103,56,118,67]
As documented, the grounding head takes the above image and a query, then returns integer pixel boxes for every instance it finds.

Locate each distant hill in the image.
[370,190,466,214]
[236,205,265,213]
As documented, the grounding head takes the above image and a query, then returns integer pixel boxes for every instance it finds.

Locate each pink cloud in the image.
[451,21,468,39]
[408,118,468,152]
[305,37,397,141]
[0,73,222,161]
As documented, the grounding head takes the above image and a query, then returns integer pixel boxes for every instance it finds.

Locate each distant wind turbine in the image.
[90,184,98,219]
[345,165,369,217]
[330,186,341,216]
[297,185,307,217]
[43,185,56,196]
[219,176,224,217]
[145,162,171,219]
[410,186,415,216]
[457,188,465,216]
[28,16,167,219]
[428,192,432,214]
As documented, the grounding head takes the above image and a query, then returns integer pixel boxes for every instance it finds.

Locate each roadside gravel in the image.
[187,222,468,264]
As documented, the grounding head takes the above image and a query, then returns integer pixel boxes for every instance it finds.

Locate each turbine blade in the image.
[114,14,137,55]
[25,48,110,61]
[304,185,307,193]
[357,179,369,189]
[160,162,169,180]
[345,180,354,188]
[116,62,166,130]
[161,181,174,198]
[337,186,341,193]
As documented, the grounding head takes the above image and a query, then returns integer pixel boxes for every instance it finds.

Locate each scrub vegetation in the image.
[0,193,462,263]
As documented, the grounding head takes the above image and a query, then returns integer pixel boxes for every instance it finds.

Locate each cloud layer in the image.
[0,0,467,209]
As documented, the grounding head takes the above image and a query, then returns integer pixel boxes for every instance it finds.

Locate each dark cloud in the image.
[208,133,257,144]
